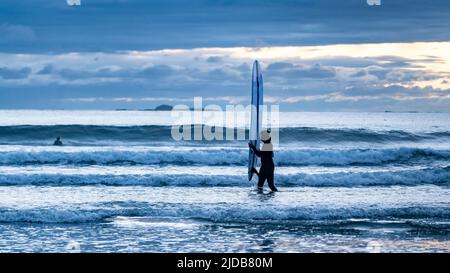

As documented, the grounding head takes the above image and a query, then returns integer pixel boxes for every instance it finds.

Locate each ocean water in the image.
[0,110,449,252]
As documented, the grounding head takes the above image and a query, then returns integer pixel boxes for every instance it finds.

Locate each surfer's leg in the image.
[257,171,266,189]
[267,173,278,192]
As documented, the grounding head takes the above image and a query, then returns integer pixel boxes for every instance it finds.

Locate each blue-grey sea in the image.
[0,110,449,252]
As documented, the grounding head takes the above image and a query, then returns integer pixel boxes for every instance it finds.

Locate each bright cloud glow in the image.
[1,42,450,111]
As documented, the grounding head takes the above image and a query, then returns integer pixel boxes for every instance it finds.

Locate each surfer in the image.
[248,130,278,192]
[53,136,63,146]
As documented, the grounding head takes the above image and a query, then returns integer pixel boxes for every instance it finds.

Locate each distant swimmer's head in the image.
[260,130,271,143]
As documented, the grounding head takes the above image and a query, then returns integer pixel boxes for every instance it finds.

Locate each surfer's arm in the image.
[248,143,262,157]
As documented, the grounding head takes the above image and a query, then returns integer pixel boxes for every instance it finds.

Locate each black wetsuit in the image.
[249,144,277,191]
[53,139,63,146]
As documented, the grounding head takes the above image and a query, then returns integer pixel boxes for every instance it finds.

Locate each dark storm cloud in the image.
[0,0,449,53]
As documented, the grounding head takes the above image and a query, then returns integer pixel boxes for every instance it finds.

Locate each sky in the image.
[0,0,449,111]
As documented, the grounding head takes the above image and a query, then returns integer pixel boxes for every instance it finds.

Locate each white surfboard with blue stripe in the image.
[248,60,263,181]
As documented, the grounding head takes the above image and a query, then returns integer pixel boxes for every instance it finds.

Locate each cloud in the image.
[0,67,32,79]
[293,64,336,79]
[268,63,336,79]
[37,64,54,75]
[137,65,176,78]
[32,64,178,82]
[1,0,450,53]
[206,56,223,63]
[350,70,367,77]
[367,66,389,80]
[267,62,294,70]
[0,42,449,111]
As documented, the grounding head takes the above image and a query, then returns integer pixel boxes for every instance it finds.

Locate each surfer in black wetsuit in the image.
[53,136,63,146]
[248,130,278,192]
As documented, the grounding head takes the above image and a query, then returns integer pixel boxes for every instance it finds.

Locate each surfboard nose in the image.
[253,60,260,71]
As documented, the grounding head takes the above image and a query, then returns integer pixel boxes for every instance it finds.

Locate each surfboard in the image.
[248,60,263,181]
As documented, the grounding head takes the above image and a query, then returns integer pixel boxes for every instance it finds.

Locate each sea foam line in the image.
[0,147,448,166]
[0,204,449,223]
[0,166,448,187]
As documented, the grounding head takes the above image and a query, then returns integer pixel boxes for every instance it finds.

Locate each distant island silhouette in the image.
[115,104,173,111]
[115,104,219,111]
[153,104,173,111]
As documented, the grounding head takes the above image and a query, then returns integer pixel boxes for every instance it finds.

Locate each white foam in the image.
[0,205,448,223]
[0,166,447,186]
[0,185,448,223]
[0,146,448,166]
